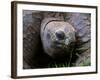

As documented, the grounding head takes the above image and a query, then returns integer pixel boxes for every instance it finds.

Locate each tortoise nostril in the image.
[55,31,65,40]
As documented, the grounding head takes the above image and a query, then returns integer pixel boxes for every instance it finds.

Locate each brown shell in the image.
[23,12,42,68]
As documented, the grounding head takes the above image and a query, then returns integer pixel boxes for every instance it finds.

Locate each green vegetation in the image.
[48,62,68,68]
[47,46,90,68]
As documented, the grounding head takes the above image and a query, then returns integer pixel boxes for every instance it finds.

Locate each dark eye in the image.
[47,33,51,39]
[55,31,65,40]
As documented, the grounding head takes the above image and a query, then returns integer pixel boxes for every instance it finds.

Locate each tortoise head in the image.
[41,19,76,58]
[47,22,76,48]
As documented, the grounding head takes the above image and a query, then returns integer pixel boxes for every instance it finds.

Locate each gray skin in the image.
[41,18,76,59]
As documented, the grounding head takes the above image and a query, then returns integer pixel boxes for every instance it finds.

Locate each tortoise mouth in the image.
[52,40,68,49]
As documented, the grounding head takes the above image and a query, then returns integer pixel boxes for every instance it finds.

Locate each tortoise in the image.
[23,11,91,68]
[40,18,76,60]
[41,13,91,66]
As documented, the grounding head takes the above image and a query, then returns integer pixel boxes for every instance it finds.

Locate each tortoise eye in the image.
[47,33,51,39]
[55,31,65,40]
